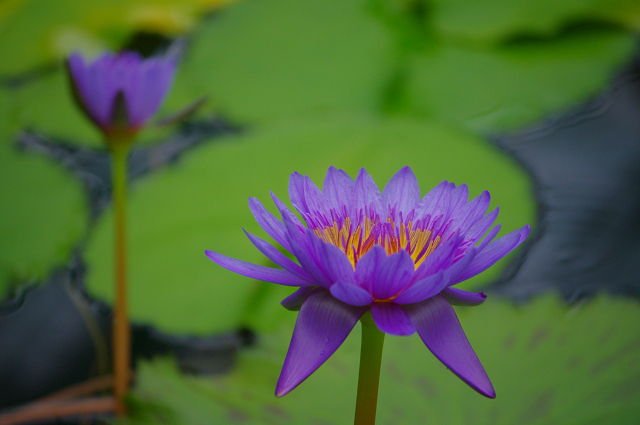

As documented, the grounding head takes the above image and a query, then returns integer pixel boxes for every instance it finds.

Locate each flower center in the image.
[311,207,442,269]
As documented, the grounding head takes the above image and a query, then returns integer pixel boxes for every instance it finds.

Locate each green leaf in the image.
[0,0,233,76]
[429,0,640,44]
[396,30,636,133]
[84,112,534,334]
[182,0,396,123]
[12,69,105,147]
[0,89,87,292]
[125,294,640,424]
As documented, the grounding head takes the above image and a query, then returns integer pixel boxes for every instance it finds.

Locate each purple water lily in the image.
[66,50,177,137]
[206,166,529,398]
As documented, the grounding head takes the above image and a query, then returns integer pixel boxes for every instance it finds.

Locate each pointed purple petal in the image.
[411,233,461,283]
[455,224,530,283]
[312,236,356,284]
[323,166,354,213]
[280,211,332,288]
[369,250,414,300]
[447,184,469,219]
[276,289,367,396]
[303,175,331,217]
[371,302,415,336]
[330,280,373,306]
[444,247,477,284]
[270,191,304,228]
[281,286,316,311]
[415,181,449,218]
[393,271,449,304]
[450,191,490,235]
[403,295,495,398]
[442,287,487,306]
[352,168,381,213]
[381,166,420,213]
[476,223,501,252]
[464,207,499,243]
[248,197,292,252]
[289,172,309,215]
[354,245,386,293]
[244,229,312,282]
[205,250,313,287]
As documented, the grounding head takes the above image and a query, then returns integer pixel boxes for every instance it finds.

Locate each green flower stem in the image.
[354,311,386,425]
[109,140,132,417]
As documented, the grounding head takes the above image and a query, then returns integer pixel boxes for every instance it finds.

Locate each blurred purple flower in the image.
[66,51,177,138]
[206,166,529,398]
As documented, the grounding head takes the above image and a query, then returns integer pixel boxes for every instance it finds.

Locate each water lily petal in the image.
[280,211,333,288]
[393,271,448,304]
[476,223,501,252]
[312,236,357,284]
[330,280,373,306]
[411,233,461,283]
[371,302,415,336]
[276,289,367,397]
[249,197,292,252]
[289,172,309,215]
[415,180,447,217]
[354,245,386,293]
[450,191,490,235]
[369,250,414,300]
[323,166,354,213]
[447,184,470,220]
[444,247,477,284]
[270,191,304,228]
[302,175,331,218]
[205,250,313,286]
[442,287,487,306]
[404,295,495,398]
[381,166,420,214]
[455,224,530,283]
[464,207,499,243]
[243,229,312,282]
[352,167,381,213]
[281,287,316,311]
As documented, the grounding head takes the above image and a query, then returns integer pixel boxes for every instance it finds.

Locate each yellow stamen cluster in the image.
[313,216,441,269]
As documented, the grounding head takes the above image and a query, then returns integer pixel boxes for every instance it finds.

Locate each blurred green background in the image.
[1,0,639,423]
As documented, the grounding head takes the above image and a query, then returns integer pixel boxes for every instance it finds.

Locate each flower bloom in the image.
[66,51,177,138]
[206,166,529,398]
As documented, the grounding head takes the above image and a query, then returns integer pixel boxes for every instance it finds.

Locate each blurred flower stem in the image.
[354,311,385,425]
[109,139,133,416]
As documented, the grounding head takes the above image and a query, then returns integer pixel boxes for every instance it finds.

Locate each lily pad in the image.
[12,69,104,147]
[183,0,396,123]
[397,30,636,133]
[84,112,534,334]
[0,90,87,292]
[429,0,640,43]
[125,294,640,424]
[0,0,235,76]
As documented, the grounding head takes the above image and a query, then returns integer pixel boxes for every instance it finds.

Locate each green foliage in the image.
[395,30,636,133]
[124,294,640,424]
[183,0,396,123]
[0,89,87,291]
[85,112,534,333]
[429,0,640,43]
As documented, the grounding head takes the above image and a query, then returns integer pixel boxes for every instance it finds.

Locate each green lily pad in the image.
[125,294,640,424]
[12,68,105,147]
[183,0,396,123]
[0,90,87,292]
[0,0,234,76]
[84,112,534,334]
[429,0,640,44]
[396,30,636,133]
